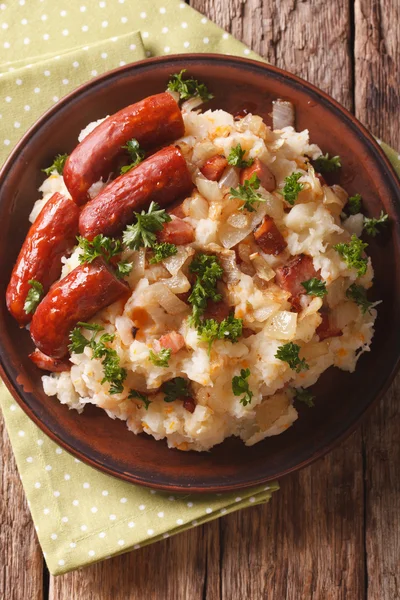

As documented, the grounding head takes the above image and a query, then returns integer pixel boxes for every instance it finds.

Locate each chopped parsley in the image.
[363,210,389,237]
[23,279,44,315]
[122,201,171,251]
[68,323,126,394]
[77,234,132,279]
[148,348,171,368]
[227,143,254,168]
[346,193,362,215]
[346,283,373,314]
[232,368,253,407]
[188,253,224,325]
[275,342,309,373]
[280,172,304,205]
[42,153,68,176]
[313,153,341,173]
[120,138,145,174]
[333,234,368,277]
[162,377,189,403]
[129,389,151,410]
[167,69,213,102]
[115,260,133,278]
[197,314,243,354]
[230,173,265,212]
[301,277,327,298]
[295,387,315,407]
[149,242,178,264]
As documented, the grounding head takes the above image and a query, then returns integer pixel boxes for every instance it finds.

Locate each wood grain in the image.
[0,413,43,600]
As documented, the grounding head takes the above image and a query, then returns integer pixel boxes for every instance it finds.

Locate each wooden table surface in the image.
[1,1,399,598]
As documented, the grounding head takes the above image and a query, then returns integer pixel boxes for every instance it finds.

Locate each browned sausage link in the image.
[6,193,80,326]
[157,217,195,245]
[30,257,129,358]
[79,146,194,240]
[240,158,276,192]
[63,92,185,205]
[254,216,287,255]
[200,155,228,181]
[29,349,71,372]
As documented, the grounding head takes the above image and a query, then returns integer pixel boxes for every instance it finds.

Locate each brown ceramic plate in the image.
[1,54,399,492]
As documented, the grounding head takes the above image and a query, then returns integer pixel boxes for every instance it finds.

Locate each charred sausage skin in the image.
[200,155,228,181]
[254,216,287,255]
[6,192,80,326]
[29,349,71,372]
[30,257,129,358]
[63,93,185,205]
[79,146,194,240]
[240,158,276,192]
[275,254,319,298]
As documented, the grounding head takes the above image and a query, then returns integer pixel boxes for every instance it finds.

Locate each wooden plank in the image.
[50,522,220,600]
[355,5,400,598]
[0,412,43,600]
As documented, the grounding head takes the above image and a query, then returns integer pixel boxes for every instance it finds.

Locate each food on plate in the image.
[6,70,386,451]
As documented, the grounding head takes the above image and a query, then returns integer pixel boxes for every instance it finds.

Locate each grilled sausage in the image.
[157,331,185,354]
[275,254,319,297]
[200,155,228,181]
[6,193,80,326]
[157,217,195,245]
[79,146,194,240]
[64,93,184,205]
[240,158,276,192]
[29,349,71,372]
[254,216,286,255]
[30,257,128,358]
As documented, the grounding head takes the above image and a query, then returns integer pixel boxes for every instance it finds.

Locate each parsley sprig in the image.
[122,202,172,250]
[346,193,362,215]
[295,387,315,407]
[232,368,253,407]
[149,242,178,264]
[197,314,243,354]
[301,277,327,298]
[280,172,304,205]
[68,323,126,394]
[77,234,132,279]
[275,342,309,373]
[162,377,189,403]
[129,389,152,410]
[227,143,254,168]
[363,210,389,237]
[120,138,145,174]
[346,283,373,314]
[42,153,68,176]
[314,153,341,173]
[148,348,171,368]
[167,69,213,102]
[230,173,265,212]
[333,234,368,277]
[24,279,44,315]
[188,254,224,325]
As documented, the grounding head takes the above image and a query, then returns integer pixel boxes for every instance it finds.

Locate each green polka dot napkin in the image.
[0,0,399,577]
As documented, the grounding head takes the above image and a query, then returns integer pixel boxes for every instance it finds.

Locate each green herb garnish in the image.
[122,201,171,250]
[162,377,189,403]
[128,389,151,410]
[78,234,122,264]
[149,242,178,264]
[167,69,213,102]
[346,193,362,215]
[280,172,304,205]
[314,153,341,173]
[230,173,265,212]
[23,279,44,315]
[188,253,224,325]
[346,283,373,314]
[42,153,68,176]
[120,138,145,174]
[295,387,315,407]
[363,211,389,237]
[148,348,171,368]
[275,342,309,373]
[197,314,243,354]
[227,143,254,168]
[232,368,253,407]
[301,277,327,298]
[115,260,133,278]
[333,234,368,277]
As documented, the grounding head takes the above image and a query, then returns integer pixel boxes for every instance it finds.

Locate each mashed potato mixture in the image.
[35,102,377,451]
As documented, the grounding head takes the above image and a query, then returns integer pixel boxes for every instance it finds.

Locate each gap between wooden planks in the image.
[1,1,399,599]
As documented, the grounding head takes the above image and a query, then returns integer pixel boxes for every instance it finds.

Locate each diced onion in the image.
[253,304,280,322]
[323,185,346,216]
[299,296,323,319]
[265,311,297,340]
[326,277,347,309]
[166,90,180,103]
[272,99,295,130]
[192,141,216,165]
[125,248,145,288]
[162,271,191,294]
[181,96,204,112]
[219,204,268,248]
[227,212,249,229]
[249,252,275,282]
[301,341,330,359]
[195,175,223,203]
[150,283,189,315]
[218,166,239,190]
[163,246,195,276]
[204,243,241,284]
